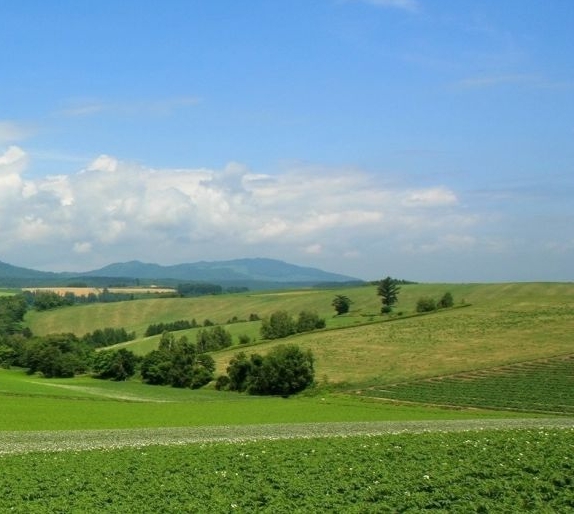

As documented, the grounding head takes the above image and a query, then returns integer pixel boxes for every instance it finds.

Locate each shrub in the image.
[260,311,296,340]
[437,292,454,309]
[296,310,326,333]
[224,345,315,396]
[416,296,437,313]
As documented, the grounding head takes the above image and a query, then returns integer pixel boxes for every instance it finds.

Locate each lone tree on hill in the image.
[377,276,401,313]
[331,294,352,315]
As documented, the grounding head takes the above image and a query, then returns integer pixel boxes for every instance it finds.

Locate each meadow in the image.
[3,281,574,511]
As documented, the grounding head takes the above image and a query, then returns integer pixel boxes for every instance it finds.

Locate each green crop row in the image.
[1,428,572,512]
[363,355,574,414]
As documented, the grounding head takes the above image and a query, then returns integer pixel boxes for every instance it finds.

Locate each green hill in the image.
[25,282,574,387]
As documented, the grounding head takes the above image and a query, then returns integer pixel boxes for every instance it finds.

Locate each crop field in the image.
[360,354,574,415]
[4,282,574,511]
[1,426,573,512]
[22,286,176,296]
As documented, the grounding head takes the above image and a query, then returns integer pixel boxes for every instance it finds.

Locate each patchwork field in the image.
[3,281,574,511]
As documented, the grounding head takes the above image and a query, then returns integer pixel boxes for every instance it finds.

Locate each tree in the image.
[247,345,315,396]
[93,348,138,381]
[141,334,214,388]
[377,277,401,313]
[196,326,232,353]
[437,291,454,309]
[222,345,315,396]
[296,311,326,333]
[331,295,352,315]
[260,310,296,340]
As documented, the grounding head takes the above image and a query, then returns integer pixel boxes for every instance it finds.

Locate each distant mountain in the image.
[0,258,361,289]
[0,260,62,286]
[81,258,360,284]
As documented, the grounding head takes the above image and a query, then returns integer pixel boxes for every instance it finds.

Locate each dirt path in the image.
[1,418,573,456]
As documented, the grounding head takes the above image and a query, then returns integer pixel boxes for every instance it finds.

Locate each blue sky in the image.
[1,0,573,281]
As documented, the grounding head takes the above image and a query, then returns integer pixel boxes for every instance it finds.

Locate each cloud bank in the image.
[0,146,481,279]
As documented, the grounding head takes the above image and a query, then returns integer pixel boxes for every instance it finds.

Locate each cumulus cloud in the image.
[0,146,480,275]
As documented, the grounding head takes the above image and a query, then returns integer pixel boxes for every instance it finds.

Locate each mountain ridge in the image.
[0,258,361,289]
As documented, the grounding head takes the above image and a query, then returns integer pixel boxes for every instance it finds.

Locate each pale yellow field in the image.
[23,287,176,296]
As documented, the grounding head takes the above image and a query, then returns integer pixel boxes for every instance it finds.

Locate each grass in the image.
[0,367,526,432]
[4,281,574,512]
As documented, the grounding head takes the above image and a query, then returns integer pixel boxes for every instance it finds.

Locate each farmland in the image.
[2,281,574,511]
[1,426,573,512]
[360,354,574,415]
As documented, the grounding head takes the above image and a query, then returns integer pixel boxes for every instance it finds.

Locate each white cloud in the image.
[304,243,323,255]
[402,186,459,207]
[0,147,487,276]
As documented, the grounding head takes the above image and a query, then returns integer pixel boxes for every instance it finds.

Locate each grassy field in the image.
[24,282,574,386]
[4,281,574,512]
[0,367,526,432]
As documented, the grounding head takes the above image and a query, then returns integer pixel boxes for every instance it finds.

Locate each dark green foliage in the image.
[140,333,214,388]
[296,310,326,333]
[177,282,223,296]
[82,327,135,348]
[261,310,325,340]
[196,326,232,353]
[223,345,315,396]
[214,374,231,390]
[377,276,401,313]
[260,310,296,339]
[248,313,260,321]
[238,334,251,345]
[437,291,454,309]
[22,333,94,378]
[416,296,437,313]
[0,344,17,368]
[27,290,74,311]
[248,345,315,396]
[145,319,197,337]
[416,292,454,313]
[93,348,138,381]
[0,295,28,336]
[224,352,254,392]
[203,318,214,327]
[331,294,352,315]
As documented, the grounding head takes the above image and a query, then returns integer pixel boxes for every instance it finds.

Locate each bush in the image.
[238,334,251,345]
[93,348,138,381]
[416,297,437,313]
[141,335,214,388]
[223,345,315,396]
[437,292,454,309]
[260,311,296,340]
[296,310,326,333]
[196,326,232,353]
